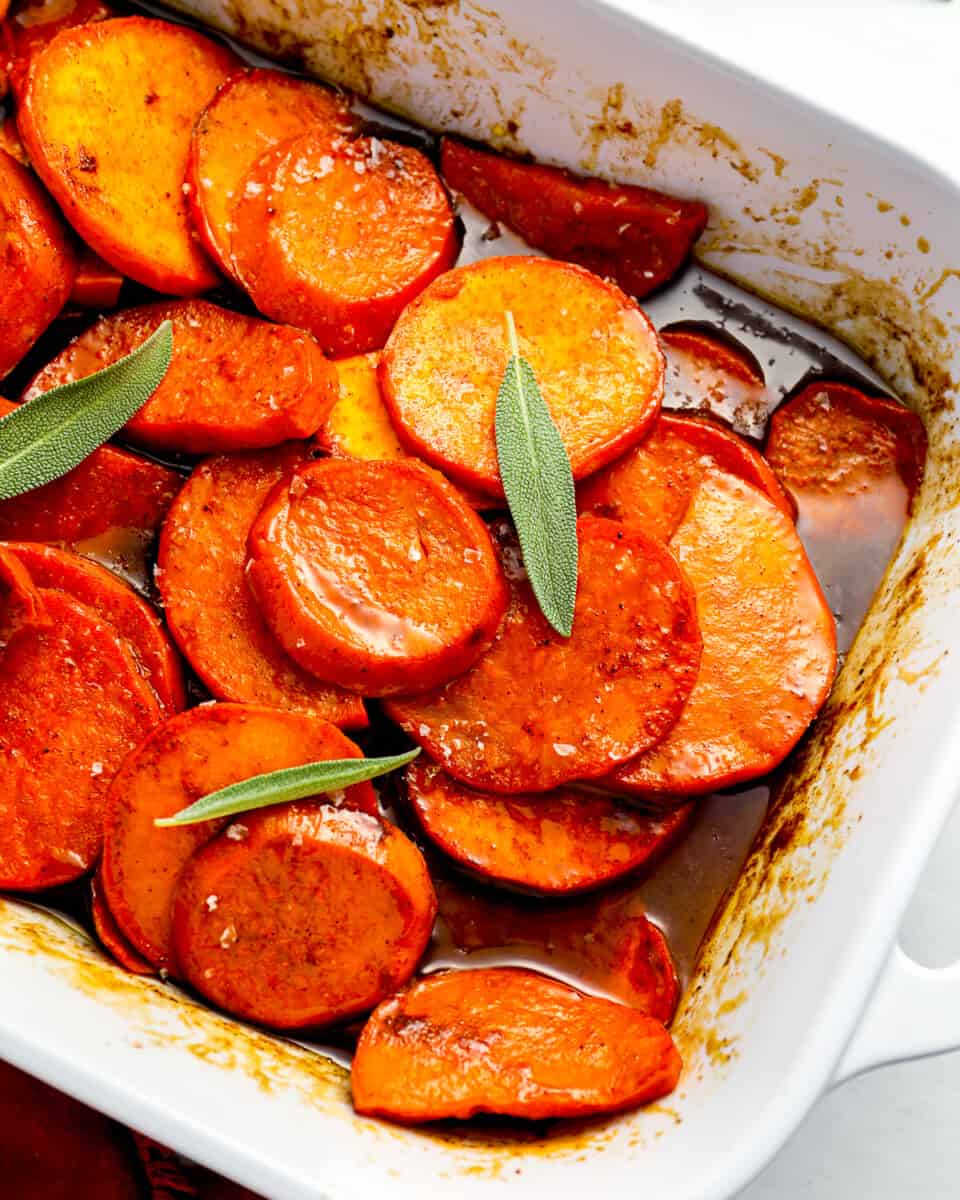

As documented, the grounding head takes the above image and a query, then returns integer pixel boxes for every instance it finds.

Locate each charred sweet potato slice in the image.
[22,299,337,455]
[157,446,366,728]
[380,256,664,498]
[90,870,154,976]
[231,130,458,356]
[187,66,358,280]
[246,458,508,696]
[0,147,75,378]
[352,967,682,1122]
[101,703,377,971]
[385,516,701,793]
[441,138,707,298]
[18,16,238,293]
[172,802,436,1029]
[407,758,693,894]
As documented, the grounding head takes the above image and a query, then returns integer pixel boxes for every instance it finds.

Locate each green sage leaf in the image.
[0,319,173,500]
[154,747,421,828]
[494,311,578,637]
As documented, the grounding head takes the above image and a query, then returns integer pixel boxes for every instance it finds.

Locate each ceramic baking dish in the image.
[1,2,959,1197]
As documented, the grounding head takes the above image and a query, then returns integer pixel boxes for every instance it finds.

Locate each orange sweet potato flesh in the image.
[441,138,707,299]
[608,470,836,796]
[101,703,377,971]
[2,541,185,713]
[231,130,458,356]
[381,256,664,498]
[187,66,358,281]
[246,458,508,696]
[406,758,694,894]
[22,298,337,455]
[578,410,794,540]
[385,516,701,793]
[352,966,682,1122]
[69,246,124,309]
[0,117,29,165]
[90,870,154,976]
[0,147,75,378]
[659,326,771,437]
[172,802,437,1029]
[18,17,238,294]
[157,446,366,728]
[2,0,113,97]
[0,568,162,890]
[434,877,680,1022]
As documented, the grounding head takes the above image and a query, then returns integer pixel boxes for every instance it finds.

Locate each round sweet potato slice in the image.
[90,871,154,976]
[172,802,436,1029]
[22,298,337,455]
[381,255,664,497]
[246,458,508,696]
[351,966,682,1123]
[231,130,458,356]
[157,446,366,728]
[18,17,238,294]
[0,576,162,890]
[578,410,794,540]
[386,516,701,793]
[609,470,836,796]
[187,66,358,280]
[407,758,693,894]
[0,146,75,378]
[1,541,185,713]
[101,703,377,971]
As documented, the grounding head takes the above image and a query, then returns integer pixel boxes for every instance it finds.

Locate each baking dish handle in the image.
[832,945,960,1086]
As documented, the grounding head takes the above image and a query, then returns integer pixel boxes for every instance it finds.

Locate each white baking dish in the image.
[1,2,959,1197]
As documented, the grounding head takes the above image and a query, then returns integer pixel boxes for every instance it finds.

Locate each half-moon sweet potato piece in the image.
[352,966,682,1122]
[385,516,701,793]
[101,703,377,971]
[246,458,508,696]
[172,802,436,1029]
[157,446,366,728]
[380,255,664,498]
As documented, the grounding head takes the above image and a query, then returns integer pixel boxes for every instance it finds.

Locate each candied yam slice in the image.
[246,458,508,696]
[407,758,693,894]
[187,66,358,280]
[578,410,794,540]
[385,516,701,793]
[157,446,366,728]
[352,967,682,1122]
[610,470,836,796]
[441,138,707,298]
[101,703,377,970]
[0,147,75,378]
[22,298,337,455]
[18,17,238,294]
[172,802,436,1029]
[317,351,407,461]
[2,541,185,713]
[0,578,162,890]
[90,871,154,976]
[231,130,458,356]
[381,255,664,497]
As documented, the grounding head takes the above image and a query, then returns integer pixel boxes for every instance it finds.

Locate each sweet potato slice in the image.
[18,17,238,293]
[69,247,124,309]
[380,255,664,497]
[659,326,770,437]
[441,138,707,298]
[352,966,681,1122]
[0,117,28,165]
[231,130,458,356]
[1,0,113,97]
[317,351,407,461]
[407,758,693,894]
[385,516,701,793]
[246,458,508,696]
[187,66,358,280]
[0,575,162,890]
[578,410,794,540]
[101,703,377,970]
[22,299,337,455]
[609,470,836,796]
[157,446,366,727]
[90,870,154,976]
[434,878,680,1021]
[172,802,436,1029]
[2,541,185,713]
[0,147,75,378]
